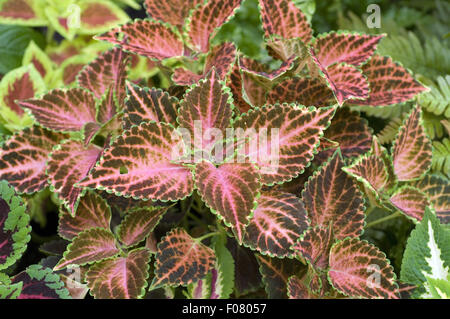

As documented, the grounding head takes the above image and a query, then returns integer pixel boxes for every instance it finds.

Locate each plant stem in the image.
[195,231,221,243]
[366,211,401,228]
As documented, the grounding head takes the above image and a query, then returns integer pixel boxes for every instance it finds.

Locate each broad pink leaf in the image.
[47,139,102,216]
[328,238,399,299]
[58,191,112,241]
[242,190,309,258]
[320,107,372,159]
[348,55,428,106]
[123,82,178,129]
[152,228,215,287]
[195,161,260,243]
[0,0,44,24]
[411,175,450,224]
[61,62,85,85]
[313,32,385,68]
[117,207,168,247]
[292,226,333,270]
[186,0,242,53]
[0,126,67,193]
[77,47,129,108]
[18,88,97,132]
[86,247,151,299]
[178,68,233,152]
[256,254,305,299]
[240,57,297,89]
[233,104,335,184]
[83,122,101,146]
[267,77,334,107]
[173,42,236,85]
[11,265,70,299]
[302,150,365,239]
[389,186,429,221]
[310,48,369,105]
[96,20,185,60]
[144,0,203,26]
[392,105,432,181]
[54,228,119,270]
[78,0,129,31]
[78,121,194,201]
[258,0,312,43]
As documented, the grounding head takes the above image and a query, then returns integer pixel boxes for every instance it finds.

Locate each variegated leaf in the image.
[123,82,178,129]
[96,19,185,60]
[47,139,102,216]
[292,225,333,270]
[0,126,67,193]
[186,0,242,53]
[0,0,45,25]
[328,238,399,299]
[313,32,385,68]
[0,180,31,270]
[233,104,335,184]
[78,0,129,34]
[58,191,112,240]
[11,265,71,299]
[392,105,432,181]
[195,161,260,243]
[152,228,215,287]
[242,190,309,258]
[54,228,119,270]
[18,88,97,132]
[412,175,450,224]
[256,254,305,299]
[267,77,334,107]
[348,55,428,106]
[77,47,129,108]
[258,0,312,43]
[78,121,194,201]
[178,68,233,152]
[144,0,203,26]
[86,247,151,299]
[117,206,168,247]
[302,150,365,239]
[288,275,314,299]
[390,186,429,221]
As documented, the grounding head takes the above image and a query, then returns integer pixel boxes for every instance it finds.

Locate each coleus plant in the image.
[0,0,448,299]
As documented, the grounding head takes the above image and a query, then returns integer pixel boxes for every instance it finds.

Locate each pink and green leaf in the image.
[117,206,168,247]
[389,186,429,222]
[288,275,315,299]
[54,228,119,270]
[313,32,385,68]
[233,104,335,185]
[266,77,334,107]
[242,190,309,258]
[123,82,178,129]
[256,254,305,299]
[11,265,71,299]
[194,161,260,243]
[258,0,312,43]
[144,0,203,27]
[347,55,428,106]
[78,0,130,34]
[77,47,129,108]
[152,228,215,288]
[302,150,365,239]
[178,68,234,152]
[96,19,185,60]
[22,41,53,80]
[186,0,242,53]
[411,175,450,224]
[0,0,46,25]
[46,139,103,216]
[328,238,399,299]
[292,225,333,270]
[0,180,31,270]
[240,57,297,89]
[18,88,97,132]
[86,247,151,299]
[0,126,67,194]
[78,121,194,201]
[392,105,432,181]
[58,191,112,241]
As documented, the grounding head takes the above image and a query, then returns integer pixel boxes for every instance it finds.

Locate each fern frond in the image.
[377,117,404,144]
[432,138,450,178]
[419,75,450,118]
